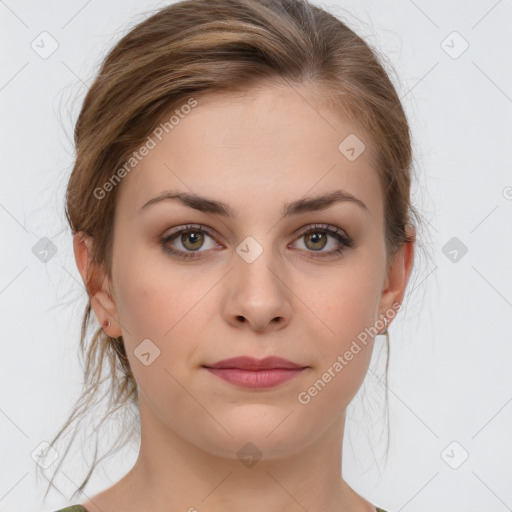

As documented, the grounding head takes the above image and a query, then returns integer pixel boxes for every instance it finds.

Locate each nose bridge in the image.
[234,232,283,292]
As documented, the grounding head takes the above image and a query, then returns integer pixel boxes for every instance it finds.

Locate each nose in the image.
[222,249,292,333]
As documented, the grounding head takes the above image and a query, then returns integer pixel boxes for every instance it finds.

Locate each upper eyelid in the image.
[163,224,217,241]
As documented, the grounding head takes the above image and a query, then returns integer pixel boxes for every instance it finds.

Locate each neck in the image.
[84,395,375,512]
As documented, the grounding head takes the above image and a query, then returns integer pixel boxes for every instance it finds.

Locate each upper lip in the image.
[204,356,306,370]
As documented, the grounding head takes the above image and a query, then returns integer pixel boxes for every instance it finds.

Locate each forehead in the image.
[115,83,382,221]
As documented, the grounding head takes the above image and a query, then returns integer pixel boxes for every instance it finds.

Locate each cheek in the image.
[112,258,207,413]
[294,261,382,403]
[112,249,221,378]
[113,245,207,337]
[304,263,382,344]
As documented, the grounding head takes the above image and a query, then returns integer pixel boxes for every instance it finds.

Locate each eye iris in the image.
[181,230,204,250]
[305,232,327,251]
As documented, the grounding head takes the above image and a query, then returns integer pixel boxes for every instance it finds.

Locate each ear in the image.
[73,232,122,338]
[378,224,415,326]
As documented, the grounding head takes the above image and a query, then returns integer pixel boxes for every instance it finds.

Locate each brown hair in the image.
[41,0,424,501]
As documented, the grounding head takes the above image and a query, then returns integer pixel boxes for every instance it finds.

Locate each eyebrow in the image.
[139,189,369,217]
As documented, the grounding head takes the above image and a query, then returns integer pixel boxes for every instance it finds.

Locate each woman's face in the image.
[83,82,411,460]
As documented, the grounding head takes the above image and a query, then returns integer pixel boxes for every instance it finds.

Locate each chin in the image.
[191,411,316,461]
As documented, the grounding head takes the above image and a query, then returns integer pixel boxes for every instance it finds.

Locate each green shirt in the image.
[54,506,390,512]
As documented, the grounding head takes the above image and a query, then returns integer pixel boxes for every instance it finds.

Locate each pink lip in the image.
[205,368,305,389]
[203,356,308,389]
[205,356,304,370]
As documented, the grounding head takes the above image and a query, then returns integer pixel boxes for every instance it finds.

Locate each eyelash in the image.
[159,223,353,261]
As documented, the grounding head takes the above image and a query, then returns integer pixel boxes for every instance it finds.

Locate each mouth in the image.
[204,367,307,389]
[202,356,309,389]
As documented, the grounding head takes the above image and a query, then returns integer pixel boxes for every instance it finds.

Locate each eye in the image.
[160,223,352,261]
[291,224,352,259]
[160,224,220,260]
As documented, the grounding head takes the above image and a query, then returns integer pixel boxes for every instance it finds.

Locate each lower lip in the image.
[205,367,305,389]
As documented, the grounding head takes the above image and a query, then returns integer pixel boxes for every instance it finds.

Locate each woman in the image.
[44,0,419,510]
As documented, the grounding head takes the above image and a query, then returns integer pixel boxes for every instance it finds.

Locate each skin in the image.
[74,81,414,512]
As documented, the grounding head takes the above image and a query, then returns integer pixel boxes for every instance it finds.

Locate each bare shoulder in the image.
[80,495,109,512]
[79,487,125,512]
[79,471,141,512]
[78,482,126,512]
[340,479,386,512]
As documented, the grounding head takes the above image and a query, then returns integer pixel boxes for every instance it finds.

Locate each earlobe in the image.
[73,232,122,337]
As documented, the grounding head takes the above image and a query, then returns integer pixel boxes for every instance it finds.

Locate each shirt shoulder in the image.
[376,507,390,512]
